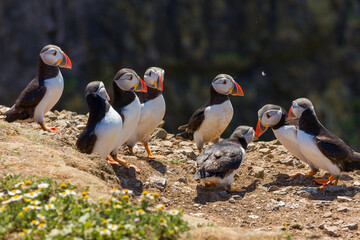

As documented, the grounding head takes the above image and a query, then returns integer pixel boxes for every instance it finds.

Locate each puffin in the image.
[176,74,244,152]
[76,81,127,167]
[289,98,360,189]
[126,67,166,159]
[194,125,255,191]
[3,44,72,133]
[255,104,318,177]
[112,68,147,172]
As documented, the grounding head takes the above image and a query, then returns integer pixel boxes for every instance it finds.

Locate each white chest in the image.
[196,100,233,142]
[118,97,142,145]
[34,72,64,123]
[93,106,123,158]
[297,130,341,176]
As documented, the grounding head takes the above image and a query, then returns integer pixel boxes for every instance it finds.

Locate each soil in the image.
[0,107,359,239]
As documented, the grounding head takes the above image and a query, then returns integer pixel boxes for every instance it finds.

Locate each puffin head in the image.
[254,104,284,140]
[231,125,255,145]
[85,81,110,101]
[144,67,164,91]
[113,68,147,92]
[288,98,314,119]
[40,44,72,69]
[212,74,244,96]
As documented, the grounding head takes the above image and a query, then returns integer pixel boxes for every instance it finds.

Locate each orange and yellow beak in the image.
[254,119,268,141]
[106,92,110,101]
[157,74,164,91]
[135,77,147,92]
[288,106,297,119]
[59,52,72,69]
[231,81,244,96]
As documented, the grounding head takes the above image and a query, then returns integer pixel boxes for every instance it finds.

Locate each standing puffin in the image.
[255,104,318,177]
[289,98,360,189]
[112,68,147,172]
[3,44,72,133]
[176,74,244,152]
[194,125,255,191]
[76,81,126,166]
[126,67,165,159]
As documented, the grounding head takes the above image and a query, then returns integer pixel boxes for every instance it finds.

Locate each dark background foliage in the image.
[0,0,359,149]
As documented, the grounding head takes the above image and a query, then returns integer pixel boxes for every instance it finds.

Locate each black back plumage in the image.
[138,87,162,104]
[76,82,110,154]
[299,107,360,172]
[4,56,59,122]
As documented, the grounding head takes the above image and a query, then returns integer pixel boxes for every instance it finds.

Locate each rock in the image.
[218,190,229,196]
[233,195,243,200]
[279,158,293,166]
[353,181,360,186]
[259,148,271,155]
[324,225,340,237]
[273,190,287,195]
[318,222,326,229]
[251,166,264,178]
[290,223,303,230]
[179,141,192,146]
[322,185,346,193]
[149,176,167,190]
[177,176,187,184]
[323,211,332,218]
[163,140,173,148]
[337,196,352,202]
[229,197,236,203]
[343,223,358,230]
[247,143,255,151]
[76,124,86,130]
[152,128,167,140]
[267,185,279,192]
[337,206,348,212]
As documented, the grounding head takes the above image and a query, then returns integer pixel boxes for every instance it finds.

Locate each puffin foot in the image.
[314,178,330,184]
[39,123,61,134]
[205,182,219,186]
[305,170,317,177]
[289,173,302,178]
[106,156,120,165]
[49,127,61,134]
[316,175,339,189]
[128,147,136,156]
[145,144,163,160]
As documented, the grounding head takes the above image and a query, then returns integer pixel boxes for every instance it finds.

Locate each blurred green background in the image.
[0,0,359,149]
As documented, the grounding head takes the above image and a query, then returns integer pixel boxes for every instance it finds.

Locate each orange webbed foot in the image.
[305,170,317,177]
[148,154,164,160]
[314,178,330,184]
[289,173,302,178]
[205,182,220,186]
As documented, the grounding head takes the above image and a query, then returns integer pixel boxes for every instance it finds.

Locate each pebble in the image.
[337,206,349,212]
[152,128,167,140]
[337,196,352,202]
[163,140,173,147]
[324,225,340,237]
[76,124,86,130]
[259,148,271,154]
[267,185,279,192]
[279,158,293,166]
[353,181,360,186]
[343,223,358,230]
[229,197,236,203]
[273,190,287,195]
[149,176,167,190]
[323,211,332,218]
[177,176,187,183]
[251,166,264,178]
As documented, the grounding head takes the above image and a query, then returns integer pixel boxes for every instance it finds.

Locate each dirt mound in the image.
[0,108,360,239]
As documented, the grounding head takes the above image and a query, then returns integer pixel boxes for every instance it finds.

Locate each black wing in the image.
[197,140,244,173]
[4,76,46,122]
[76,129,97,154]
[285,117,299,127]
[184,104,209,133]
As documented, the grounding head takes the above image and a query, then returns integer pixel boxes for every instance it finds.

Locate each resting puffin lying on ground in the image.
[112,68,147,173]
[176,74,244,152]
[194,125,255,192]
[255,104,318,178]
[126,67,166,159]
[289,98,360,189]
[3,44,72,133]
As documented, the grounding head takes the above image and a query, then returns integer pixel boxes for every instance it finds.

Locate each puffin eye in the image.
[222,80,227,84]
[129,75,133,80]
[266,113,271,119]
[52,51,57,56]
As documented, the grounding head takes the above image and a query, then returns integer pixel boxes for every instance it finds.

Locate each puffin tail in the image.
[352,151,360,170]
[176,131,193,140]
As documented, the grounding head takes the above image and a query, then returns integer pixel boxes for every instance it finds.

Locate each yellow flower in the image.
[153,192,159,198]
[24,198,31,202]
[142,190,148,195]
[24,180,32,185]
[82,191,87,196]
[98,197,103,201]
[159,217,165,222]
[23,207,30,212]
[283,222,288,226]
[137,209,144,215]
[31,220,39,225]
[122,195,129,200]
[34,189,41,193]
[67,181,72,185]
[18,212,24,217]
[84,195,89,199]
[60,183,67,188]
[156,204,165,210]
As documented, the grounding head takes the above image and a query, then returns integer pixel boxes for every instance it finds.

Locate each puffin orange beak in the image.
[106,92,110,101]
[231,81,244,96]
[288,106,297,119]
[135,77,147,92]
[157,74,164,91]
[59,52,72,69]
[254,119,268,141]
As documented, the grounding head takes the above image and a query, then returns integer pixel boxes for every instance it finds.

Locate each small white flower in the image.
[8,189,21,196]
[0,206,5,212]
[114,204,122,209]
[0,193,4,198]
[136,209,145,216]
[44,204,55,210]
[49,197,57,203]
[124,224,134,231]
[37,183,49,189]
[107,224,118,231]
[36,213,46,220]
[100,229,111,235]
[11,195,23,202]
[65,189,76,195]
[15,182,24,188]
[110,188,120,194]
[24,192,38,199]
[2,199,12,205]
[169,210,179,216]
[59,191,68,197]
[29,205,42,210]
[38,223,46,229]
[31,220,40,226]
[31,200,41,205]
[122,189,133,195]
[156,204,165,210]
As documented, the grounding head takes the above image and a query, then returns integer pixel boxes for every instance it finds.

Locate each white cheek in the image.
[212,84,229,95]
[144,76,157,87]
[292,108,302,118]
[40,54,58,66]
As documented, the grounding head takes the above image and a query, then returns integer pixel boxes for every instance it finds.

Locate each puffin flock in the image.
[2,44,360,192]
